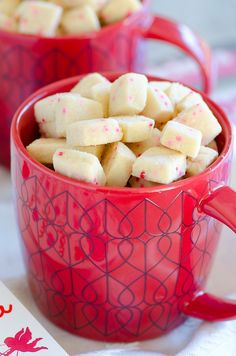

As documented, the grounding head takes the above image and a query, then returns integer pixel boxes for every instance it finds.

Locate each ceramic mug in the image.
[1,0,213,167]
[11,73,234,343]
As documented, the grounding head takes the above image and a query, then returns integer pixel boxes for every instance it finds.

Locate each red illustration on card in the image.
[0,327,48,355]
[0,304,13,319]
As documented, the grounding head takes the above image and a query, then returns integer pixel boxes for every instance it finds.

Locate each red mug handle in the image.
[181,186,236,321]
[144,16,215,94]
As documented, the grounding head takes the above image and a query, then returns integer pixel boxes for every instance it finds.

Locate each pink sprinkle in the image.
[93,178,98,185]
[160,94,165,99]
[140,184,145,188]
[176,167,179,171]
[129,77,134,82]
[58,152,64,156]
[140,171,146,179]
[149,122,153,127]
[104,125,109,132]
[116,127,121,133]
[192,111,197,116]
[41,118,46,124]
[167,140,173,147]
[128,95,133,102]
[62,107,67,114]
[164,101,169,107]
[176,135,182,142]
[179,117,186,124]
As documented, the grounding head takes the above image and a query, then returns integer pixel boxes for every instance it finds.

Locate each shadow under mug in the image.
[1,0,213,168]
[11,73,236,342]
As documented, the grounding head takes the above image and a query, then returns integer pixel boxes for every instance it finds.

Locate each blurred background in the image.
[150,0,236,60]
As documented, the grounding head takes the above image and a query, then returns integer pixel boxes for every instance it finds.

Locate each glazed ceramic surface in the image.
[11,74,236,342]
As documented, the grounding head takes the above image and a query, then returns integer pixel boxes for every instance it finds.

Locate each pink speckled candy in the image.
[161,121,202,158]
[132,146,186,185]
[114,115,154,143]
[187,146,219,177]
[53,148,106,185]
[100,0,141,25]
[66,118,123,146]
[127,128,161,157]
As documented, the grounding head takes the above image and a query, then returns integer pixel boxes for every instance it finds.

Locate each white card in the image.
[0,281,69,355]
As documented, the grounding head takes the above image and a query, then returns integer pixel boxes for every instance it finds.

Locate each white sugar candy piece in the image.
[142,85,174,123]
[176,91,206,113]
[34,93,67,124]
[16,1,63,37]
[55,93,104,137]
[149,81,172,92]
[127,128,161,156]
[71,73,109,98]
[52,0,107,11]
[27,138,67,164]
[187,146,218,177]
[207,139,218,152]
[0,12,17,31]
[132,146,186,184]
[109,73,148,116]
[61,5,100,35]
[129,176,158,188]
[115,116,154,143]
[102,142,136,187]
[39,121,60,138]
[101,0,141,25]
[0,0,19,16]
[67,118,123,146]
[53,148,106,185]
[174,103,222,145]
[160,121,202,158]
[75,145,105,160]
[165,83,192,108]
[90,82,111,117]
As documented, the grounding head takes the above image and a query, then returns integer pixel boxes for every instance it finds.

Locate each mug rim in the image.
[11,72,233,195]
[0,0,150,41]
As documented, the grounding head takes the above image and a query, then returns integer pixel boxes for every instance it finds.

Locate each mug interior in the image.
[12,72,233,193]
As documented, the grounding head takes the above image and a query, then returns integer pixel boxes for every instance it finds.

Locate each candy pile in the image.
[27,72,222,187]
[0,0,141,36]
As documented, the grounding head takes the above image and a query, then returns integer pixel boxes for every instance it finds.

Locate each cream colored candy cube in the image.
[109,73,148,116]
[39,121,60,138]
[187,146,218,177]
[71,73,109,98]
[165,83,192,108]
[90,82,111,117]
[174,103,222,145]
[27,138,67,164]
[53,148,106,185]
[207,139,218,152]
[67,118,123,146]
[127,128,161,157]
[101,0,141,25]
[16,1,63,36]
[55,94,104,137]
[0,12,17,31]
[160,121,202,158]
[61,5,100,35]
[102,142,136,187]
[149,81,172,92]
[75,145,105,161]
[34,93,67,124]
[176,91,206,113]
[52,0,107,11]
[0,0,19,16]
[142,85,174,123]
[129,176,158,188]
[115,116,154,143]
[132,147,187,184]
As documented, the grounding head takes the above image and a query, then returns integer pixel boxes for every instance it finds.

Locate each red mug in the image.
[1,0,213,168]
[11,73,234,343]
